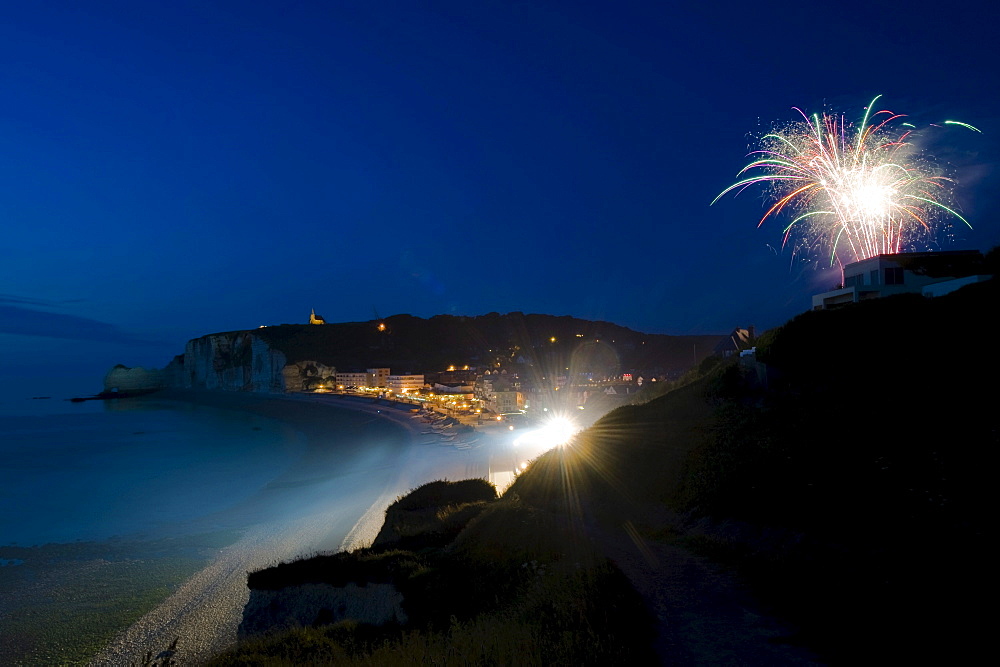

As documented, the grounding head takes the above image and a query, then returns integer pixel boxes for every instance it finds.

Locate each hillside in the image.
[512,277,996,662]
[209,280,996,664]
[249,311,725,376]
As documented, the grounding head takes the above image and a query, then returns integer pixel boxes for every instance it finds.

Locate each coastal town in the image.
[231,309,756,430]
[105,247,993,434]
[102,309,750,429]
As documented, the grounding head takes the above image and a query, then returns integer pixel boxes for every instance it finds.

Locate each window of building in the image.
[884,267,904,285]
[870,270,879,285]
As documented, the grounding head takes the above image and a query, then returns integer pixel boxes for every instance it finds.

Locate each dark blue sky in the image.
[3,0,999,382]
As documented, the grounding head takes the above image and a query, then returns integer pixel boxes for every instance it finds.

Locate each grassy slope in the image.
[210,482,653,665]
[211,279,996,664]
[514,279,996,662]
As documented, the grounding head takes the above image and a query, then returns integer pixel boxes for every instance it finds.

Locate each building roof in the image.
[845,250,984,278]
[713,327,754,356]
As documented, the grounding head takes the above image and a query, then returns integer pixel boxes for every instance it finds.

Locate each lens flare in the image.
[513,415,580,451]
[713,95,980,265]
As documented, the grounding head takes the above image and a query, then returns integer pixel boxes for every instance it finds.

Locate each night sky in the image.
[3,0,999,389]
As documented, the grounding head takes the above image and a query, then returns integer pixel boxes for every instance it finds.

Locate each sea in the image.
[0,340,523,664]
[0,391,307,547]
[0,370,422,664]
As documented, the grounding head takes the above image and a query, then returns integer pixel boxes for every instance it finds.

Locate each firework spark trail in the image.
[713,96,980,265]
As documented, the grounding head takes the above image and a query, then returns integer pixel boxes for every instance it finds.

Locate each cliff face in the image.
[179,332,287,392]
[239,582,406,637]
[282,360,336,392]
[237,480,498,641]
[108,330,326,395]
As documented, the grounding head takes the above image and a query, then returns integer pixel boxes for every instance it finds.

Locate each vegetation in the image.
[211,485,652,666]
[215,276,996,664]
[388,479,497,512]
[248,311,723,378]
[512,278,997,662]
[366,479,499,552]
[212,557,647,666]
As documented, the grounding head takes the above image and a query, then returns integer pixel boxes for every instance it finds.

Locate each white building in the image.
[491,389,524,414]
[812,251,988,310]
[367,368,390,388]
[335,371,371,388]
[474,374,524,414]
[388,374,425,393]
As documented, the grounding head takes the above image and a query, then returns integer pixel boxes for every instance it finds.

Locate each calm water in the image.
[0,379,429,665]
[0,392,307,546]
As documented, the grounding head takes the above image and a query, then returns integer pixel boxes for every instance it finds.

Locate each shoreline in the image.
[89,389,501,665]
[152,387,424,439]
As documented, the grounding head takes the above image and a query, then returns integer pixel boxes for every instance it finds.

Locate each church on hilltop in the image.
[309,308,326,325]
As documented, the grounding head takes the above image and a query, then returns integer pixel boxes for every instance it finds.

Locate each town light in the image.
[513,414,580,451]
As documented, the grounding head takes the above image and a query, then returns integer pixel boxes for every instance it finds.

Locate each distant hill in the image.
[248,312,726,377]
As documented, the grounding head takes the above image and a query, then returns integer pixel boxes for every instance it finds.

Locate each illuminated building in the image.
[812,250,988,310]
[388,374,425,393]
[335,371,371,388]
[367,368,390,388]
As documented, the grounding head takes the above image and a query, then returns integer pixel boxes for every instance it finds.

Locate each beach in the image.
[0,387,533,665]
[82,389,506,665]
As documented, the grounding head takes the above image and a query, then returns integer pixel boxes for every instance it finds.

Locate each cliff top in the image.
[213,312,726,375]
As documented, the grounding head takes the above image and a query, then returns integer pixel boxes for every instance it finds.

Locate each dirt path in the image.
[584,506,822,665]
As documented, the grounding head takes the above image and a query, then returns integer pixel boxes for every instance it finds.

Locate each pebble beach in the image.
[2,389,508,665]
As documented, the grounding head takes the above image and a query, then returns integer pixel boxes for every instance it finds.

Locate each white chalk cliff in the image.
[174,332,289,392]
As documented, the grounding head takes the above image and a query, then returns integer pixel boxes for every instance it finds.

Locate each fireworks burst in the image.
[713,95,980,265]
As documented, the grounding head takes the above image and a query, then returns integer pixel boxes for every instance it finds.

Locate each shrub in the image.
[389,479,497,512]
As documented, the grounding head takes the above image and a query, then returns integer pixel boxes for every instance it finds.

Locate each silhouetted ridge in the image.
[243,311,723,375]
